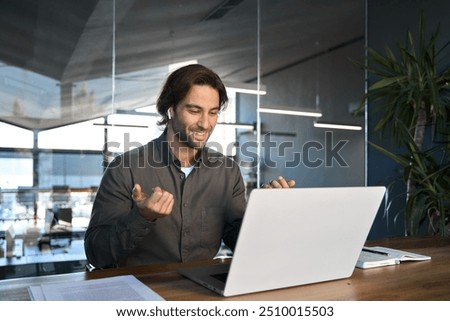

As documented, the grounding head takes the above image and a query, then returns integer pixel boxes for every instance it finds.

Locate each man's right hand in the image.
[132,184,174,222]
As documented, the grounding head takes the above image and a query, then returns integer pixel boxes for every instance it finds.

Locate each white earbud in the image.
[168,107,173,120]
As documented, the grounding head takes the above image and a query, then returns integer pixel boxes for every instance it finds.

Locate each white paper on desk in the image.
[28,275,165,301]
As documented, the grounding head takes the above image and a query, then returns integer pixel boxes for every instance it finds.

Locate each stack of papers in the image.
[356,246,431,269]
[28,275,165,301]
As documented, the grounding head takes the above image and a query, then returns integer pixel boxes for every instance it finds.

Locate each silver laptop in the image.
[178,186,386,297]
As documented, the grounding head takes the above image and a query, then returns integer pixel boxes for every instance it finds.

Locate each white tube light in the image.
[314,122,362,131]
[93,123,149,128]
[260,108,322,118]
[224,82,267,95]
[216,122,255,130]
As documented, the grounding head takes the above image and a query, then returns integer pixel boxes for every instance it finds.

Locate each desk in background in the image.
[0,187,92,279]
[1,236,449,301]
[0,220,87,279]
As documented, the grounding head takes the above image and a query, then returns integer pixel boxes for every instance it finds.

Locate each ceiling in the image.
[0,0,364,130]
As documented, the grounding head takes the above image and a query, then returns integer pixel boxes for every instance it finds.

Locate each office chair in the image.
[16,186,36,220]
[50,185,71,206]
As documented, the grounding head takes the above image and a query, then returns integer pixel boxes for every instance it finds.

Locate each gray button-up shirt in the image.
[84,133,246,268]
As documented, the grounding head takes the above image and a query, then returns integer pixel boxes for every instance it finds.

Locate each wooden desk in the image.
[1,236,449,301]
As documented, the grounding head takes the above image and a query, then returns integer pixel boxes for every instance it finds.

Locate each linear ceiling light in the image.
[216,122,255,129]
[224,82,267,95]
[92,113,153,128]
[314,122,362,131]
[259,108,322,118]
[93,123,148,128]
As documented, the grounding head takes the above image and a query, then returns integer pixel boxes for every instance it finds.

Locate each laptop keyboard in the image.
[211,272,228,283]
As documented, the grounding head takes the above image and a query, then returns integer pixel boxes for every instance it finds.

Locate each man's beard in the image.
[171,120,211,150]
[176,130,204,149]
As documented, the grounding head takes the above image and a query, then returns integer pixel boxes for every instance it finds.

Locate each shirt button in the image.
[183,203,188,207]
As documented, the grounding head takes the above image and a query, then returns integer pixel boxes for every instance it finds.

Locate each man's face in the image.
[170,84,220,150]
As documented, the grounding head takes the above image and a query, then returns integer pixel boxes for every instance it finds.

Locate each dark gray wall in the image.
[237,40,366,190]
[367,0,450,239]
[236,0,449,239]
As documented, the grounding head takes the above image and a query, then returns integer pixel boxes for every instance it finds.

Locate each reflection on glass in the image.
[0,0,368,279]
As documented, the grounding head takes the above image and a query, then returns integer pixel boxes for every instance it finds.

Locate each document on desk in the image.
[356,246,431,269]
[28,275,165,301]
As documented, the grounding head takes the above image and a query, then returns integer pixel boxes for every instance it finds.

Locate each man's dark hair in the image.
[156,64,228,126]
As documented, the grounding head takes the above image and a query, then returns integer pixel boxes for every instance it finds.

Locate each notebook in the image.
[178,186,386,297]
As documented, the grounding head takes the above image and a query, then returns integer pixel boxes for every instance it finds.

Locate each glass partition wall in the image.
[254,0,366,188]
[0,0,364,278]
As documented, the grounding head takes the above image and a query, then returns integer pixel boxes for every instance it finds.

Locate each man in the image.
[84,64,294,269]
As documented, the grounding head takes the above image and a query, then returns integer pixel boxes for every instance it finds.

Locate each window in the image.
[0,122,33,149]
[0,153,33,188]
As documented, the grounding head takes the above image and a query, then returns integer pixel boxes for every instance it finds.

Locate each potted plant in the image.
[353,12,450,236]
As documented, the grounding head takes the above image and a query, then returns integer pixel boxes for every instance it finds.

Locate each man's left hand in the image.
[261,176,296,188]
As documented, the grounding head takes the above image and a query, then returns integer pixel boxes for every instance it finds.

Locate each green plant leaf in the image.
[358,12,450,236]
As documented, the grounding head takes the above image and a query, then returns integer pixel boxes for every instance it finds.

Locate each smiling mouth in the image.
[192,131,208,140]
[191,128,208,136]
